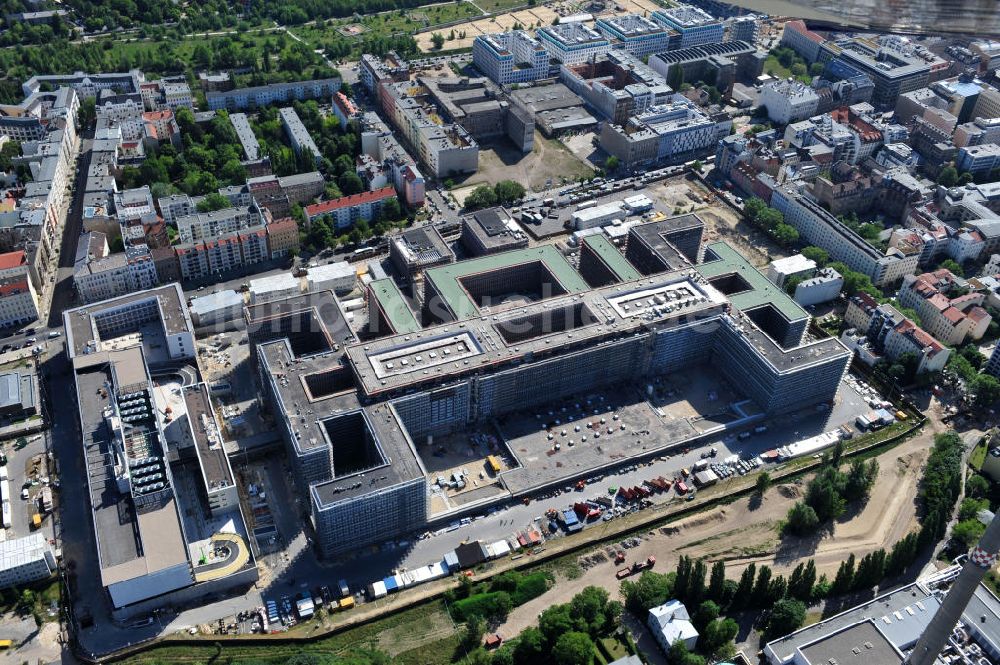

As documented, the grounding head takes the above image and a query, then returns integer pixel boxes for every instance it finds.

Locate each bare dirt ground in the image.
[496,429,937,639]
[642,178,788,267]
[451,134,594,201]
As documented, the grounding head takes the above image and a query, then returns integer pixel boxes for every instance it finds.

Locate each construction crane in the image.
[906,510,1000,665]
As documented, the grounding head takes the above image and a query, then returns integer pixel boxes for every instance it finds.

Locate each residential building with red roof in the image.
[303,186,396,230]
[898,269,992,345]
[0,250,38,326]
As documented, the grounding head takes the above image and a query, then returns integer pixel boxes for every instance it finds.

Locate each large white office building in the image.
[650,4,724,49]
[595,15,671,57]
[536,23,611,65]
[472,31,550,85]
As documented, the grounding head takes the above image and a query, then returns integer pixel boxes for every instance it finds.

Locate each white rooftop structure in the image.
[249,273,301,303]
[189,290,244,319]
[648,600,699,652]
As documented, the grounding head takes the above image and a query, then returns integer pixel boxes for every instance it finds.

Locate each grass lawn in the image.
[121,600,458,665]
[763,55,811,84]
[474,0,529,13]
[970,440,987,470]
[296,1,482,51]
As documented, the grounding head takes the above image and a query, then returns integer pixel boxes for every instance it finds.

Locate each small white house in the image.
[648,599,699,654]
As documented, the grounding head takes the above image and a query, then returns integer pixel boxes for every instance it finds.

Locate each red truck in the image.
[675,481,689,495]
[616,556,656,579]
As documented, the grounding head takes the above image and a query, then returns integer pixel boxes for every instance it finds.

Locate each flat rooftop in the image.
[64,283,191,359]
[766,583,939,662]
[392,225,454,269]
[183,383,234,492]
[368,278,421,335]
[629,214,703,269]
[697,241,809,324]
[245,289,356,354]
[350,269,728,398]
[310,403,425,506]
[464,208,527,252]
[799,620,903,665]
[73,349,190,588]
[424,245,591,321]
[582,235,642,283]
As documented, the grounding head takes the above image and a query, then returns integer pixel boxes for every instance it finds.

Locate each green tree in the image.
[786,501,820,535]
[431,32,445,49]
[701,617,739,656]
[551,631,594,665]
[730,563,755,611]
[966,474,990,499]
[513,627,546,663]
[940,259,964,277]
[539,604,577,644]
[621,570,675,614]
[493,180,526,205]
[463,615,487,650]
[464,184,498,211]
[755,472,772,496]
[953,519,987,549]
[766,599,806,639]
[852,549,886,590]
[707,561,726,603]
[772,223,799,246]
[751,565,772,608]
[971,374,1000,408]
[788,560,817,601]
[605,155,620,171]
[801,246,830,266]
[197,192,231,212]
[668,640,706,665]
[937,165,959,187]
[694,600,719,631]
[831,554,855,595]
[569,586,612,637]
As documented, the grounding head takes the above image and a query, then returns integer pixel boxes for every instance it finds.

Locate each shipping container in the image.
[339,597,355,610]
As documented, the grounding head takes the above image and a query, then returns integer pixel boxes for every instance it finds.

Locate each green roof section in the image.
[369,278,421,335]
[582,235,642,283]
[696,241,808,323]
[425,245,591,320]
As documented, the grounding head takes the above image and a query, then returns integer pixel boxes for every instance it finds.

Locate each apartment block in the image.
[956,143,1000,176]
[0,534,55,589]
[760,80,820,124]
[898,270,991,345]
[205,78,341,111]
[0,250,39,328]
[175,225,267,282]
[176,206,257,244]
[771,186,917,286]
[265,216,300,258]
[279,106,322,166]
[303,187,396,231]
[74,240,159,305]
[779,20,826,62]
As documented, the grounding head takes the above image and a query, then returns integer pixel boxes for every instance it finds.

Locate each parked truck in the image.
[616,556,656,579]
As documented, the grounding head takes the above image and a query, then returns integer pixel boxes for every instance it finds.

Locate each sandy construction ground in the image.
[415,0,662,52]
[496,428,937,639]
